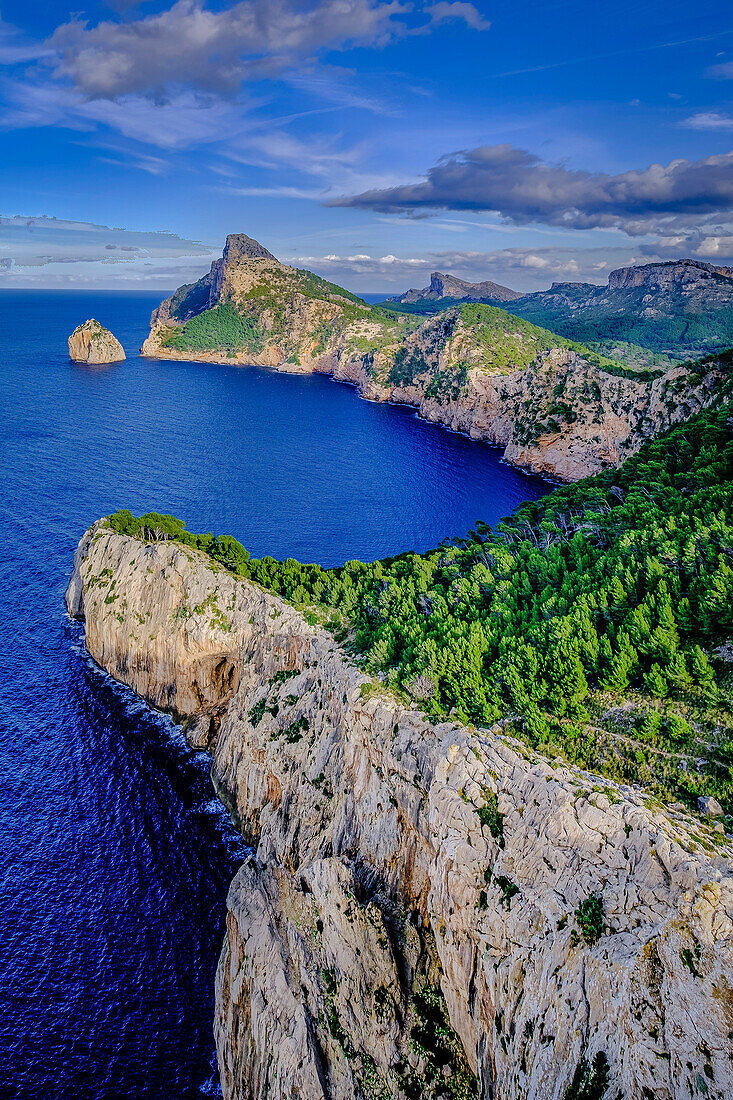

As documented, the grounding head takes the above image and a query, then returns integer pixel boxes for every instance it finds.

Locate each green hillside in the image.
[108,378,733,820]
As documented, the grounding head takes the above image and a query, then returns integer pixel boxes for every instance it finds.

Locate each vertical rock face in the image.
[67,525,733,1100]
[68,319,125,364]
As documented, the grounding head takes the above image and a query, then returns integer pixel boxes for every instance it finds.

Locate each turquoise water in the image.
[0,290,547,1098]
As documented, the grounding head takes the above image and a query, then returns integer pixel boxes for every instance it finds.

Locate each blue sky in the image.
[1,0,733,291]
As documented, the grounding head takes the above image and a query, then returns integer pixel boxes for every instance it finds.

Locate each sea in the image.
[0,289,548,1098]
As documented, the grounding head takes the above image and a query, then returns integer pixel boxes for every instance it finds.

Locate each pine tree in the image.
[599,632,638,693]
[644,663,669,698]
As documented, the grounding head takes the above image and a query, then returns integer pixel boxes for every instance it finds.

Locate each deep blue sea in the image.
[0,290,548,1099]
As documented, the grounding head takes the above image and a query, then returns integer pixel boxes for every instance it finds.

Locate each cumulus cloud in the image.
[0,1,488,162]
[47,0,415,100]
[328,143,733,238]
[283,245,647,292]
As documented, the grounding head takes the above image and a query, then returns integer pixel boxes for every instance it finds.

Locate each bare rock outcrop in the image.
[67,524,733,1100]
[68,319,125,364]
[388,270,521,305]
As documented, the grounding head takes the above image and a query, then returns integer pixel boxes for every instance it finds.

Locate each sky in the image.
[1,0,733,293]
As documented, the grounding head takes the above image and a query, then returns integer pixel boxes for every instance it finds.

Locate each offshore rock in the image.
[67,524,733,1100]
[68,319,125,364]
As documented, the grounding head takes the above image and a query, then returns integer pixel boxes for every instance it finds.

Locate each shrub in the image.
[575,895,604,945]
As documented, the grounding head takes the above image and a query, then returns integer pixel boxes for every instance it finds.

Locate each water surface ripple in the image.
[0,290,547,1098]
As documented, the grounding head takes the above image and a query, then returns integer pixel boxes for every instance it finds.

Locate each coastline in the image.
[66,521,733,1100]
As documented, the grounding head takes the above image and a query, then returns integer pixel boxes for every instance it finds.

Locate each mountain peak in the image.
[389,270,520,305]
[222,233,278,264]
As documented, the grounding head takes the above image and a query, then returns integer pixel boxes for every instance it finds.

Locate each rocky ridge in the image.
[503,259,733,358]
[67,522,733,1100]
[68,319,125,364]
[387,271,520,305]
[141,236,731,481]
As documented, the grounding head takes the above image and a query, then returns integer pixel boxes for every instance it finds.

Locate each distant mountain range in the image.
[388,270,520,305]
[384,259,733,364]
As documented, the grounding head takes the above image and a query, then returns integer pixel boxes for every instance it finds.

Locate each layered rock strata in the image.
[67,523,733,1100]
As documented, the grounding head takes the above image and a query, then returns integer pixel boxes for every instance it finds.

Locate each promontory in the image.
[141,234,731,482]
[66,395,733,1100]
[68,319,125,364]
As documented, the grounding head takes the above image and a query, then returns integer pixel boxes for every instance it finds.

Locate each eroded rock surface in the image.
[68,319,125,364]
[67,525,733,1100]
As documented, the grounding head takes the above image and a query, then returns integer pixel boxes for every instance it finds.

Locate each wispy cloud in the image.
[0,214,218,287]
[683,111,733,131]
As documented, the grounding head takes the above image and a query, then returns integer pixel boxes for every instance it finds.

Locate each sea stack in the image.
[68,319,125,364]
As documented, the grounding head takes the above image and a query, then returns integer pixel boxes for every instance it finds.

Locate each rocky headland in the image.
[66,520,733,1100]
[140,236,731,482]
[68,319,125,364]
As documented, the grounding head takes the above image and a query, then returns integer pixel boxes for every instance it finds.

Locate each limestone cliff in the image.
[68,319,125,364]
[141,236,732,482]
[67,522,733,1100]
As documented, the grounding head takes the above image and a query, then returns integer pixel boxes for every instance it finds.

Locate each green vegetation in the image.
[582,338,680,372]
[108,394,733,814]
[506,301,733,359]
[575,895,604,945]
[563,1052,610,1100]
[108,510,252,573]
[476,789,505,843]
[293,268,368,306]
[409,985,477,1100]
[458,303,574,371]
[161,302,265,355]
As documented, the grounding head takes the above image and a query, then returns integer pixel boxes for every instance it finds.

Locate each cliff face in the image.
[331,317,728,481]
[141,235,731,483]
[67,524,733,1100]
[141,232,374,371]
[68,319,125,364]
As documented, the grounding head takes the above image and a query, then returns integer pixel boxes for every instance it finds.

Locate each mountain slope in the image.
[505,258,733,359]
[385,259,733,364]
[142,236,732,480]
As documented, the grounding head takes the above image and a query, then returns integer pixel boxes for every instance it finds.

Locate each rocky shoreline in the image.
[139,236,730,482]
[67,521,733,1100]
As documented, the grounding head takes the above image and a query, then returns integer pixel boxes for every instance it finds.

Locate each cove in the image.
[0,290,547,1099]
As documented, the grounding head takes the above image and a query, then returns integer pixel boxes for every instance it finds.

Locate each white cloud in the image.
[330,142,733,242]
[47,0,413,100]
[426,3,490,31]
[682,111,733,131]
